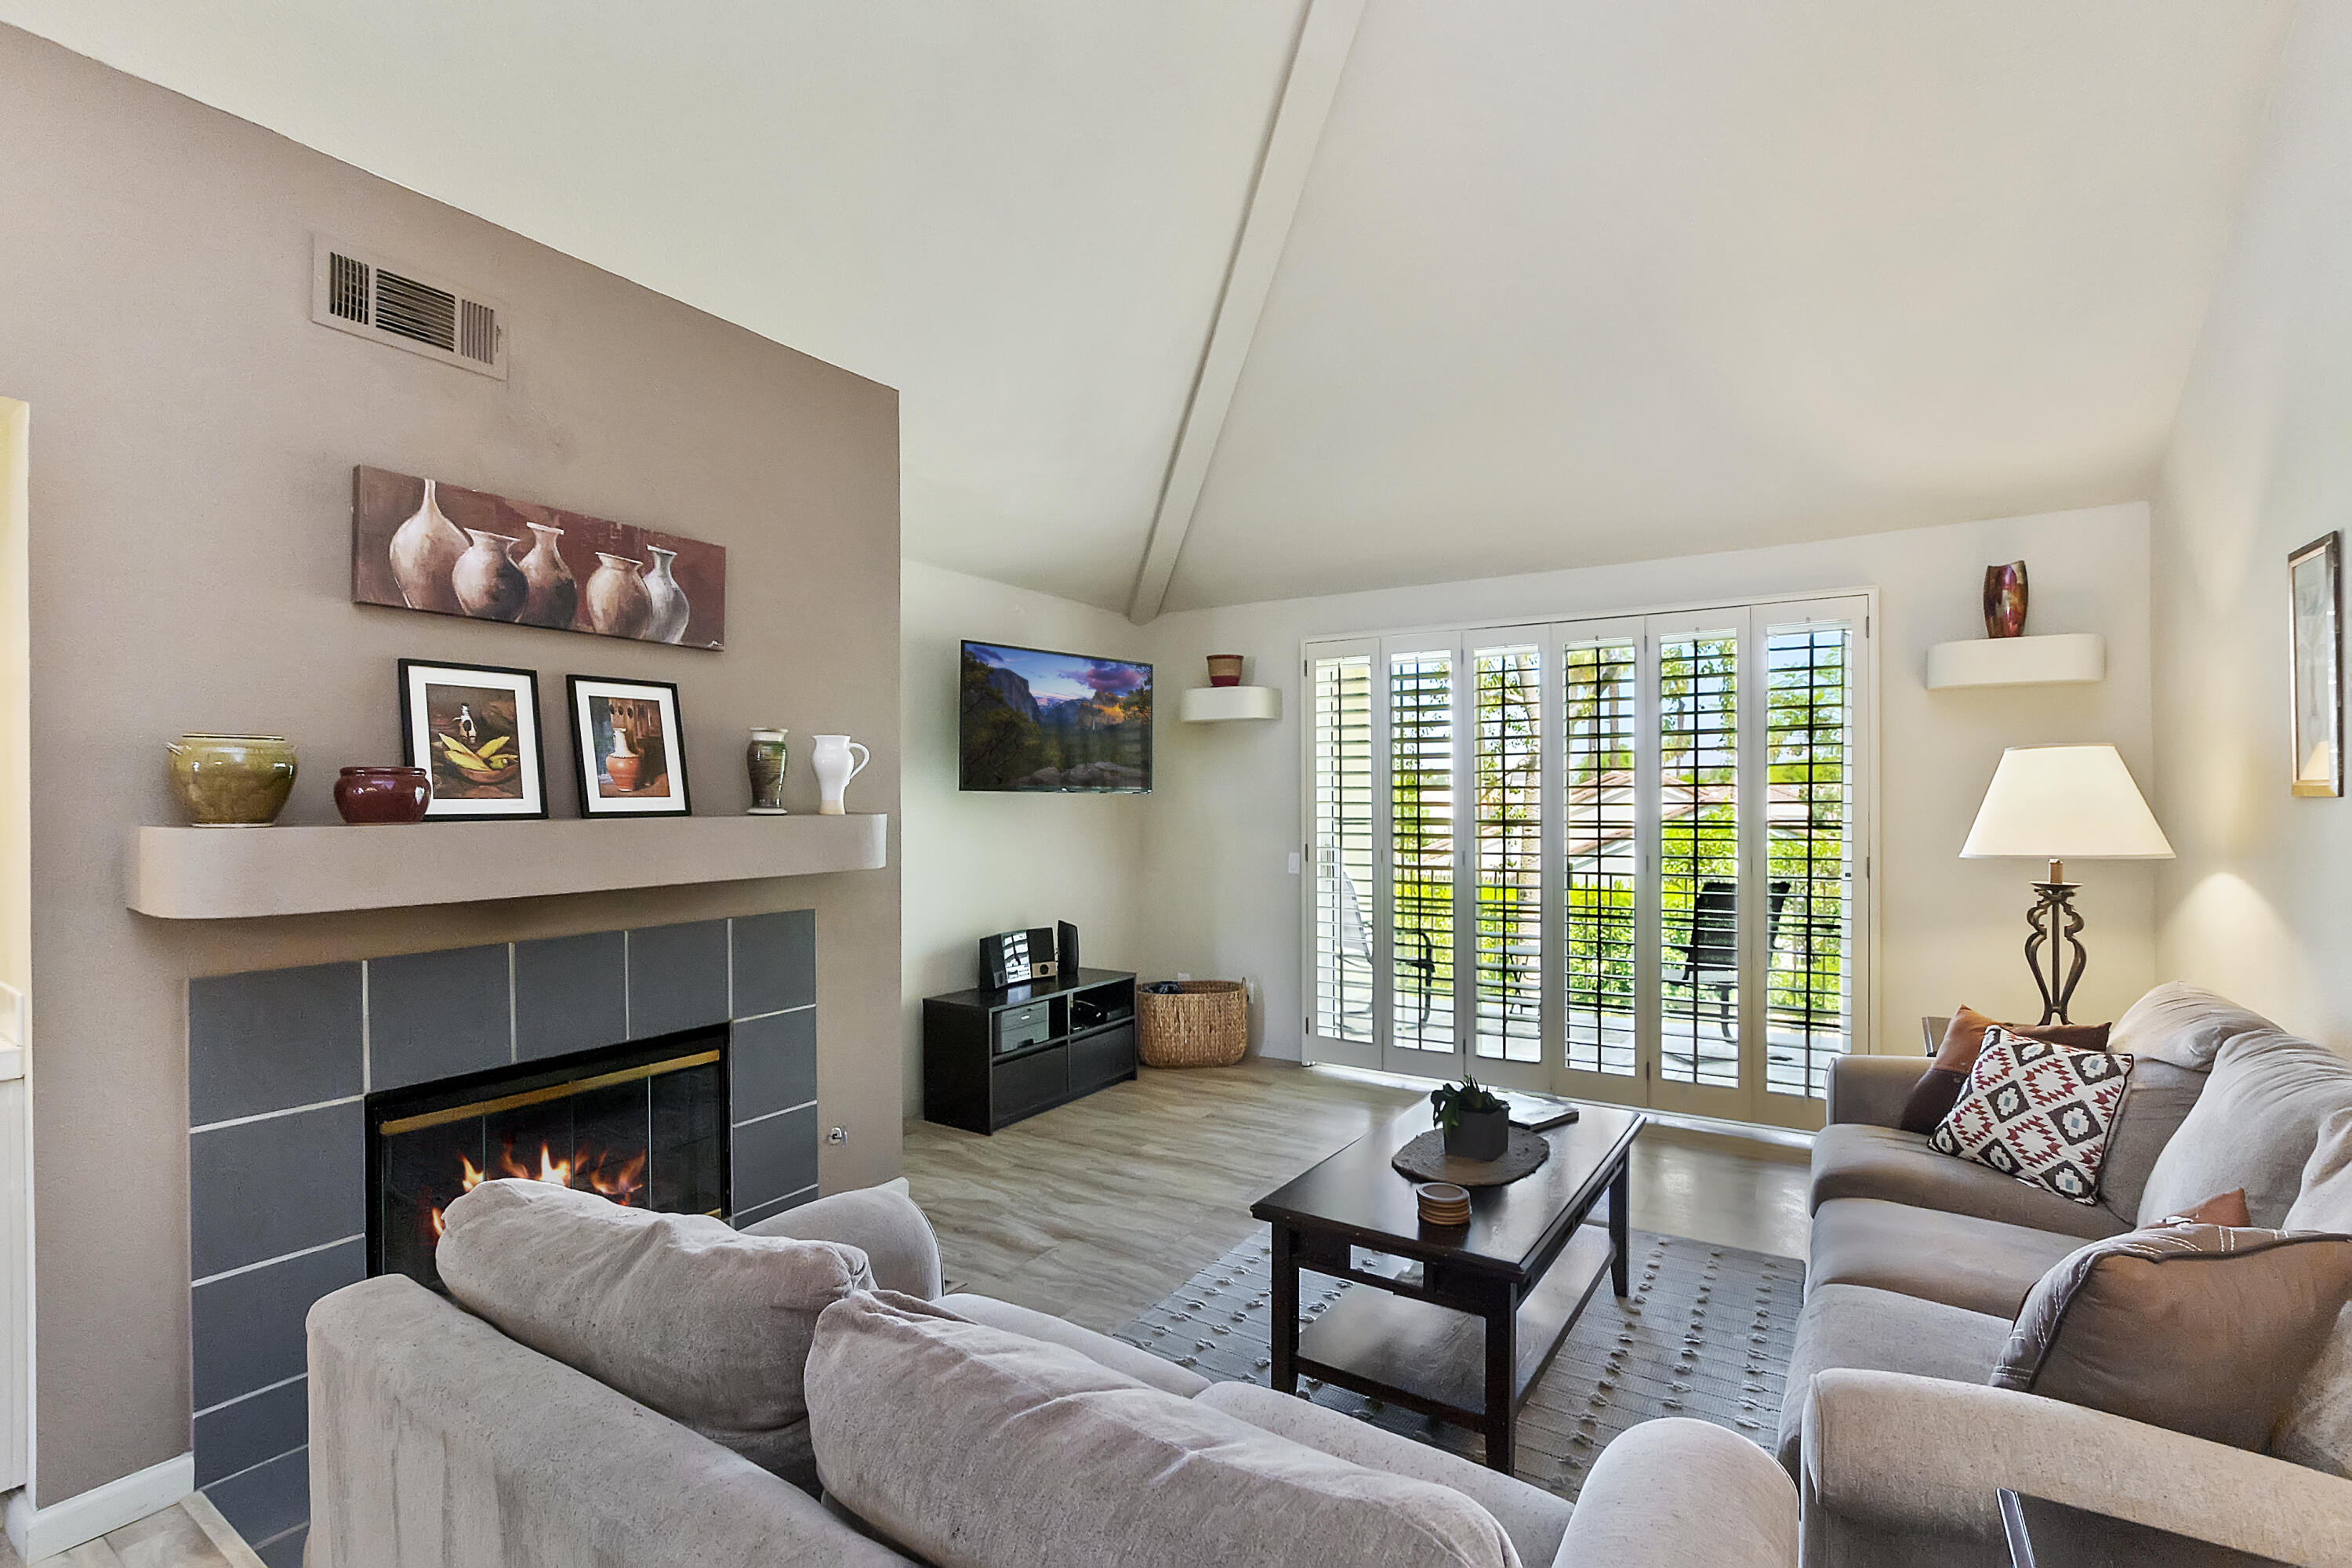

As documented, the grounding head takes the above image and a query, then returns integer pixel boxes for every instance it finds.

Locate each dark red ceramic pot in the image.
[334,766,431,824]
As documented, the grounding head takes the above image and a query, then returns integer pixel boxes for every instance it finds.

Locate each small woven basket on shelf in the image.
[1137,980,1248,1069]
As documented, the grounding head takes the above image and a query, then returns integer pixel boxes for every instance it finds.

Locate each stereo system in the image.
[978,921,1081,991]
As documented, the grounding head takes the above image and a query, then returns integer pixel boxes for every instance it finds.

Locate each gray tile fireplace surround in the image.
[184,909,818,1566]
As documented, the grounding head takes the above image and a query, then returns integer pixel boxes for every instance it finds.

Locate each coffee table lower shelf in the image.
[1293,1224,1615,1436]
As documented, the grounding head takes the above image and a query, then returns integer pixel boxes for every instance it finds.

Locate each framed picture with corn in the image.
[396,659,550,820]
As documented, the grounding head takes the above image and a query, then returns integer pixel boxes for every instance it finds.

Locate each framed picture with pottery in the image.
[568,676,691,818]
[396,659,550,820]
[352,466,727,649]
[2290,531,2342,797]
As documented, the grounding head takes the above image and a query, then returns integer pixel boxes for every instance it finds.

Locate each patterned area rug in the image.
[1113,1225,1802,1504]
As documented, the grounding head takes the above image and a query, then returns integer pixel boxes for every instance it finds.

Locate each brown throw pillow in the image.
[1897,1004,2114,1133]
[2165,1189,2253,1228]
[1992,1224,2352,1449]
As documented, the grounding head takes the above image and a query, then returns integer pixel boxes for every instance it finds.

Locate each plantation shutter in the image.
[1389,648,1456,1054]
[1301,596,1867,1127]
[1308,652,1374,1044]
[1764,619,1855,1098]
[1563,637,1639,1077]
[1473,644,1543,1062]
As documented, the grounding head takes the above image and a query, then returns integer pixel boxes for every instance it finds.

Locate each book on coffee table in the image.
[1496,1091,1580,1132]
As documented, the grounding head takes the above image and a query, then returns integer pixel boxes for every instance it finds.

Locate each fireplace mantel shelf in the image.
[127,813,888,920]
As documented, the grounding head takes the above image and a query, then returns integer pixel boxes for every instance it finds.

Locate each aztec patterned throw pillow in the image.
[1929,1026,2136,1204]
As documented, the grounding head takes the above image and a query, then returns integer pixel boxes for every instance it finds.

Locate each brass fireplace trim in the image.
[377,1048,723,1137]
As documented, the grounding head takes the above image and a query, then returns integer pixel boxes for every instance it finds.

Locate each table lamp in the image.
[1960,745,2172,1024]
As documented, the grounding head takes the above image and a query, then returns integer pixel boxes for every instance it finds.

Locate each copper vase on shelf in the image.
[1984,561,2028,638]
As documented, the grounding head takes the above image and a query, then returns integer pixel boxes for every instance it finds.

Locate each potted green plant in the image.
[1431,1070,1509,1162]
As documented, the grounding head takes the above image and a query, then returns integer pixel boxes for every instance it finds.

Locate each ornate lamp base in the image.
[2025,875,2088,1025]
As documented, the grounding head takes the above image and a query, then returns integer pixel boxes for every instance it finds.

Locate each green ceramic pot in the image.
[167,734,298,826]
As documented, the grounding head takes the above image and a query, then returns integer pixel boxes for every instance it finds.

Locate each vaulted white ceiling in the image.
[1168,0,2295,610]
[0,1,2296,615]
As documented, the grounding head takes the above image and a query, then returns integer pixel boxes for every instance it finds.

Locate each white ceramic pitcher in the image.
[810,734,870,816]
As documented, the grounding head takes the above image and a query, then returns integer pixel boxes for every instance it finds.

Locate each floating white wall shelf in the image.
[126,813,888,920]
[1925,633,2105,690]
[1179,686,1282,723]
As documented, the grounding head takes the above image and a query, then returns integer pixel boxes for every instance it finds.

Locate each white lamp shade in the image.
[1961,745,2174,861]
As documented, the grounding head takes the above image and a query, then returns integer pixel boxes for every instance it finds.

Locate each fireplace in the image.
[188,913,815,1559]
[367,1027,731,1290]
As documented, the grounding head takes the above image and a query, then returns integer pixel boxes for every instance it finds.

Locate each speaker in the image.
[1057,920,1080,978]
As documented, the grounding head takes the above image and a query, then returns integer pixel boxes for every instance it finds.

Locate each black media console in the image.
[921,967,1138,1134]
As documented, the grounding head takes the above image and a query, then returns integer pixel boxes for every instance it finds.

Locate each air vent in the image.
[328,252,369,323]
[373,270,457,350]
[310,235,506,379]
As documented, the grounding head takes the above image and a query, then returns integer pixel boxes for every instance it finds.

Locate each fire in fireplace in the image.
[366,1028,729,1289]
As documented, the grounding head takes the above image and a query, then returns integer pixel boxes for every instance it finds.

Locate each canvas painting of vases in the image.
[354,466,724,649]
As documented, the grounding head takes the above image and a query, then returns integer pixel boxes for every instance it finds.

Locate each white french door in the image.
[1303,596,1871,1130]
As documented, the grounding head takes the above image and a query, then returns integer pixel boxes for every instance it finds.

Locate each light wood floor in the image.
[19,1494,263,1568]
[902,1058,1810,1334]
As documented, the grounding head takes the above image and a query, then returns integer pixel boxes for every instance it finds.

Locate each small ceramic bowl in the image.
[333,766,431,824]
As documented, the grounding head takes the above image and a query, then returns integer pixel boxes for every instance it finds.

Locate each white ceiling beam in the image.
[1125,0,1366,623]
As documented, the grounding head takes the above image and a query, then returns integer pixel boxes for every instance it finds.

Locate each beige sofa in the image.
[308,1186,1797,1568]
[1786,985,2352,1566]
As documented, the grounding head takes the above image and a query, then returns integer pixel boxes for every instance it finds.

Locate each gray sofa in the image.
[309,1185,1798,1568]
[1786,984,2352,1566]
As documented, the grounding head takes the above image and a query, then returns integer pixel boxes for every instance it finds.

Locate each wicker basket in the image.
[1137,980,1248,1068]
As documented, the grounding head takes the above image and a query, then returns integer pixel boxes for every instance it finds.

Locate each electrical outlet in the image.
[826,1126,848,1145]
[1287,851,1301,875]
[1177,971,1192,982]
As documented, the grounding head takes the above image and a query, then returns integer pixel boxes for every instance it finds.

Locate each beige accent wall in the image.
[0,26,901,1505]
[2151,2,2352,1051]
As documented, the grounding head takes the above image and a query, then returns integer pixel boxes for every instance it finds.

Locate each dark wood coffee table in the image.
[1250,1101,1645,1471]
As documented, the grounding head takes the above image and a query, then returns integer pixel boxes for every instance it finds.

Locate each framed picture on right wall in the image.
[2289,531,2342,798]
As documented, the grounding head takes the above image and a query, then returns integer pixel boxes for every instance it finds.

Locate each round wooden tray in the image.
[1391,1126,1552,1187]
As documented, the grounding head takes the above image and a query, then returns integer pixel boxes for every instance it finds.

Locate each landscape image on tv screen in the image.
[960,641,1152,793]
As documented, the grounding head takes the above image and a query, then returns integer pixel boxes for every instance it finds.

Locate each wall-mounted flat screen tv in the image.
[960,641,1152,793]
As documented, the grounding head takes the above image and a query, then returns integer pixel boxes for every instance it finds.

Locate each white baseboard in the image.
[5,1451,194,1559]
